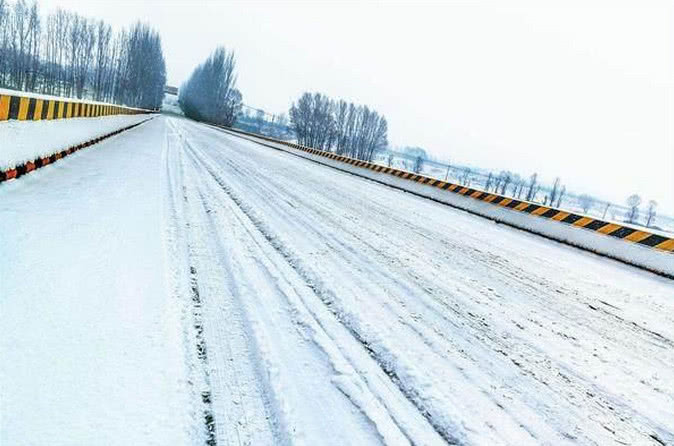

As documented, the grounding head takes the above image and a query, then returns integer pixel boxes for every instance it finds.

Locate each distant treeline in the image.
[179,47,242,126]
[289,92,388,162]
[0,0,166,109]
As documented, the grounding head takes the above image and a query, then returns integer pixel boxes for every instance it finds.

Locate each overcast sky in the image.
[42,0,674,213]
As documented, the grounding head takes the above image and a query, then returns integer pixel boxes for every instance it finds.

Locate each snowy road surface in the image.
[1,116,673,445]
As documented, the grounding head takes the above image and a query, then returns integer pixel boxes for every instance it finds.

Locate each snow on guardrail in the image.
[220,126,674,278]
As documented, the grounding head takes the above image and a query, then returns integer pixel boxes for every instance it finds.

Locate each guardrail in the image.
[219,125,674,278]
[0,90,157,183]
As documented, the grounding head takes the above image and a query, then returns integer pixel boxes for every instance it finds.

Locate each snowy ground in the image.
[1,115,673,445]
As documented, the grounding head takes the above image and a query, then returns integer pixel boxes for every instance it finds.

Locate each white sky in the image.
[41,0,674,212]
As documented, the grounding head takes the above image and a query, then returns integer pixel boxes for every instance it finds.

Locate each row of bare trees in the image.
[0,0,166,109]
[179,47,242,126]
[482,171,556,205]
[289,92,388,161]
[378,148,666,229]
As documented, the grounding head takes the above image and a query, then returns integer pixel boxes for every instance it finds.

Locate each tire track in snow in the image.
[187,262,218,446]
[180,129,571,442]
[174,118,674,445]
[164,125,219,446]
[177,132,409,445]
[179,132,463,445]
[168,118,280,446]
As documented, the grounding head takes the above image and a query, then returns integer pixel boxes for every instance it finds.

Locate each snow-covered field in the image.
[372,153,674,237]
[2,115,673,445]
[0,114,152,170]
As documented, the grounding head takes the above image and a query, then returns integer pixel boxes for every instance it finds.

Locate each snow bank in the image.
[0,115,153,170]
[0,117,192,444]
[221,128,674,278]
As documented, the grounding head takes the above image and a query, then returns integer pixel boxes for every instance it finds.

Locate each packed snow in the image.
[1,115,673,445]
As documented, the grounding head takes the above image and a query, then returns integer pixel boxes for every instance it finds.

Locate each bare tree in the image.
[484,172,493,191]
[73,17,96,98]
[577,194,594,214]
[334,99,349,154]
[25,1,39,91]
[180,46,240,125]
[387,152,394,167]
[290,92,388,161]
[443,163,452,181]
[493,174,502,193]
[646,200,657,227]
[289,92,334,150]
[254,109,265,131]
[274,112,289,137]
[65,12,83,97]
[412,155,424,174]
[460,168,472,186]
[222,88,242,127]
[0,0,8,87]
[118,22,166,109]
[509,174,521,196]
[513,179,524,199]
[7,0,32,90]
[45,8,72,96]
[92,20,111,100]
[499,171,512,195]
[525,173,539,202]
[555,185,566,208]
[626,194,642,223]
[549,177,561,206]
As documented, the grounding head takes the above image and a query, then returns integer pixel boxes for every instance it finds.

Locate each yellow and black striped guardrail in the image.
[222,126,674,255]
[0,92,153,122]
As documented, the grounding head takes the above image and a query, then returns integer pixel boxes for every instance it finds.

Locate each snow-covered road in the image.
[2,116,673,445]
